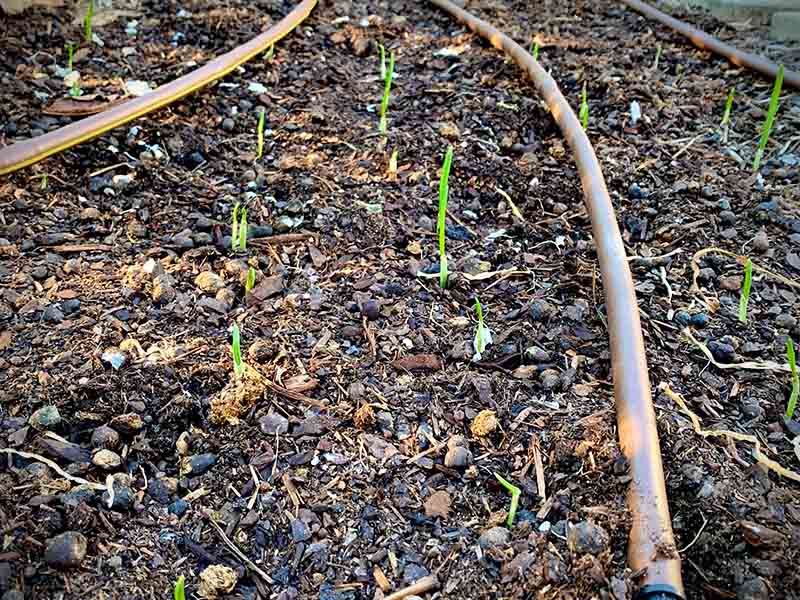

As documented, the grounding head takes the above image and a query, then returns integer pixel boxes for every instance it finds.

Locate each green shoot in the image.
[378,43,386,80]
[232,323,245,378]
[265,44,274,61]
[231,203,240,251]
[473,297,492,361]
[753,64,784,171]
[174,576,185,600]
[239,208,248,252]
[530,41,539,61]
[652,43,662,71]
[738,258,753,323]
[495,473,521,528]
[84,0,94,44]
[437,145,453,289]
[40,174,48,190]
[721,87,735,128]
[388,148,398,174]
[787,338,798,420]
[378,51,395,134]
[245,266,256,294]
[256,110,265,160]
[579,83,589,130]
[66,42,75,71]
[70,80,81,98]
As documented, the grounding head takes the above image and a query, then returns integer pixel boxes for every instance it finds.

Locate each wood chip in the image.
[391,354,442,371]
[424,490,452,519]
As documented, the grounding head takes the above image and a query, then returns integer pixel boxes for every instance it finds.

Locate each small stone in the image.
[195,271,224,293]
[775,313,797,329]
[444,446,472,468]
[107,555,123,570]
[91,425,120,449]
[43,305,64,323]
[110,413,144,434]
[527,347,550,362]
[152,275,176,305]
[361,299,380,321]
[736,577,769,600]
[689,313,710,328]
[92,449,122,470]
[169,499,189,516]
[720,276,742,291]
[402,563,430,584]
[541,369,560,390]
[567,521,609,555]
[478,526,510,549]
[352,37,370,56]
[45,532,87,568]
[222,118,235,132]
[259,413,289,435]
[31,265,48,280]
[290,518,311,542]
[60,485,96,508]
[347,382,366,400]
[707,340,735,363]
[183,453,217,476]
[753,230,769,253]
[62,298,81,314]
[719,210,736,226]
[29,406,61,430]
[628,183,647,199]
[673,310,690,326]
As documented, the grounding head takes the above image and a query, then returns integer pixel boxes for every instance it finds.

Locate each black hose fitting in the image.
[634,584,685,600]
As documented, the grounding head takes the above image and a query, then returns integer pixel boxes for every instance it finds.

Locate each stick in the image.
[383,576,439,600]
[0,448,107,491]
[205,513,274,584]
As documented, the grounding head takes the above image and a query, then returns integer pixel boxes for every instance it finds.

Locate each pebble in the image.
[60,485,96,508]
[62,298,81,315]
[719,276,742,291]
[29,406,61,430]
[566,521,609,555]
[361,299,381,321]
[736,578,769,600]
[673,310,690,326]
[195,271,224,293]
[222,117,235,131]
[169,499,189,516]
[443,446,472,468]
[741,397,762,420]
[43,304,65,323]
[529,300,554,322]
[628,183,647,199]
[147,478,173,504]
[91,425,120,449]
[689,313,710,328]
[478,526,510,549]
[527,347,550,362]
[540,369,561,390]
[259,413,289,435]
[92,449,122,470]
[753,230,769,253]
[719,210,736,226]
[290,518,311,542]
[775,313,797,329]
[707,340,735,363]
[402,563,430,584]
[184,453,217,476]
[44,531,87,568]
[110,413,144,433]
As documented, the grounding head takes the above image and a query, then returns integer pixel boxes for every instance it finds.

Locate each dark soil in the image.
[1,0,800,599]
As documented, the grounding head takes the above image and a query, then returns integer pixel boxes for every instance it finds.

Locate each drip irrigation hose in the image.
[0,0,318,176]
[620,0,800,89]
[426,0,685,597]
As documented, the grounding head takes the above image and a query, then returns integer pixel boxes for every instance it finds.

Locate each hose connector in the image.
[634,584,685,600]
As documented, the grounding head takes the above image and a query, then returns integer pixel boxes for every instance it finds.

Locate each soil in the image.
[1,0,800,599]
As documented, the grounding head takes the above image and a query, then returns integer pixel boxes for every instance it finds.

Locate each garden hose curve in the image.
[0,0,318,176]
[620,0,800,89]
[426,0,685,596]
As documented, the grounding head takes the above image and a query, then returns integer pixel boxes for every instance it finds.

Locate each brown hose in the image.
[621,0,800,89]
[0,0,317,176]
[427,0,684,597]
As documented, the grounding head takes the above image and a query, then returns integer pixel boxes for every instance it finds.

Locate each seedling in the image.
[231,203,240,251]
[437,145,453,289]
[786,338,798,420]
[652,43,662,71]
[579,83,589,130]
[265,44,274,61]
[720,87,735,128]
[256,109,265,160]
[231,323,245,378]
[174,576,185,600]
[69,79,81,98]
[530,41,539,61]
[389,149,398,174]
[473,297,492,361]
[752,64,784,171]
[738,258,753,323]
[238,208,248,251]
[495,473,521,528]
[66,42,75,71]
[378,51,395,134]
[40,174,48,190]
[378,43,386,79]
[84,0,94,44]
[245,266,256,294]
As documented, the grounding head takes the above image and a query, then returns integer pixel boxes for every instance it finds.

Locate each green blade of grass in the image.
[494,473,521,528]
[232,323,244,378]
[246,267,256,294]
[579,84,588,130]
[721,86,735,128]
[84,0,94,43]
[787,338,799,420]
[437,145,453,289]
[378,43,386,79]
[231,203,240,251]
[256,110,265,160]
[531,41,539,60]
[738,258,753,323]
[378,52,395,134]
[174,576,185,600]
[753,64,784,171]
